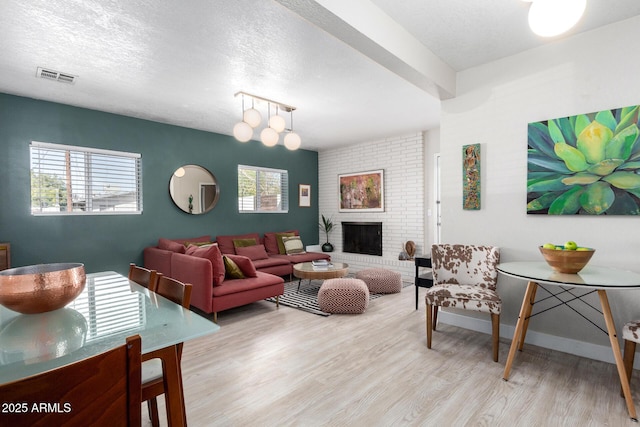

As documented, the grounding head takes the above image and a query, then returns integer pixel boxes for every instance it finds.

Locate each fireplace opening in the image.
[342,222,382,256]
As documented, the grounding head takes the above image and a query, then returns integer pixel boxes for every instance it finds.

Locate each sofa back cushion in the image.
[185,243,225,286]
[235,244,269,261]
[263,230,299,255]
[216,233,261,254]
[158,238,186,254]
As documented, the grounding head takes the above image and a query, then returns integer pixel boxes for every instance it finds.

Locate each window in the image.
[30,141,142,215]
[238,165,288,213]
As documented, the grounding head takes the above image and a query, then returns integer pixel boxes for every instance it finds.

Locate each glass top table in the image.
[0,271,219,384]
[498,261,640,421]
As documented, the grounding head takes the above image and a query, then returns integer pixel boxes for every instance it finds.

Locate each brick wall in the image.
[318,133,425,280]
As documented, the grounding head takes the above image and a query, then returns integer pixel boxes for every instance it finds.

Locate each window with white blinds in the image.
[30,141,142,215]
[238,165,289,213]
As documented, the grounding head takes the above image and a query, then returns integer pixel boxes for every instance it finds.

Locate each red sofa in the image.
[143,235,284,321]
[143,231,330,320]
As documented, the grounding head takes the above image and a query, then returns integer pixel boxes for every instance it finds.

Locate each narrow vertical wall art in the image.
[463,144,481,210]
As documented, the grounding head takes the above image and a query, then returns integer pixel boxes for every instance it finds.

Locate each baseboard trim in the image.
[438,311,624,367]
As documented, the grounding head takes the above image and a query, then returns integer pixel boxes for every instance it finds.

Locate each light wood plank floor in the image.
[143,284,640,426]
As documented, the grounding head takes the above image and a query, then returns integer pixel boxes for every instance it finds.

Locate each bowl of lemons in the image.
[539,241,595,274]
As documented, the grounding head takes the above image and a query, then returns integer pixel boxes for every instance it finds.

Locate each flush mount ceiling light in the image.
[233,91,302,149]
[524,0,587,37]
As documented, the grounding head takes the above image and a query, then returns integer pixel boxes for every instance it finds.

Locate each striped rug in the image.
[266,278,410,316]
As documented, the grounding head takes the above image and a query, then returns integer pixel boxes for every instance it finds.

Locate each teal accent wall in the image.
[0,94,320,274]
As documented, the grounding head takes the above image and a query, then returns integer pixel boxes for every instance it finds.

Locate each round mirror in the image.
[169,165,219,214]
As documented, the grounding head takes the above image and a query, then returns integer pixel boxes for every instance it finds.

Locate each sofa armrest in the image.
[171,253,214,313]
[143,247,173,276]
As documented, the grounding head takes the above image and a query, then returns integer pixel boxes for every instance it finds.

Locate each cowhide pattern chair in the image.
[622,320,640,391]
[425,244,501,361]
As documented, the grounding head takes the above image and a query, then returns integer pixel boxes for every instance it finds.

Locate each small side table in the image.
[414,256,432,310]
[0,243,9,271]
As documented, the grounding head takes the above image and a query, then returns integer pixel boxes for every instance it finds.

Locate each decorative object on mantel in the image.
[319,214,334,252]
[398,250,409,260]
[338,169,384,212]
[405,241,416,259]
[463,144,481,210]
[527,104,640,215]
[0,263,86,314]
[232,91,302,150]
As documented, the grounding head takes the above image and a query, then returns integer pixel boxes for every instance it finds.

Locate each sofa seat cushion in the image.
[216,233,261,255]
[252,256,291,270]
[271,252,331,264]
[212,272,284,297]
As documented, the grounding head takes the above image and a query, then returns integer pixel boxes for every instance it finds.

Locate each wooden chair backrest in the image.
[129,263,160,292]
[154,275,192,360]
[0,335,142,427]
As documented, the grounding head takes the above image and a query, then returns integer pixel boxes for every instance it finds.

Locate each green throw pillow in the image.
[233,238,258,248]
[223,256,245,279]
[276,232,296,254]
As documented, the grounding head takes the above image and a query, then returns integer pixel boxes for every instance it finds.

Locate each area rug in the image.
[266,278,411,316]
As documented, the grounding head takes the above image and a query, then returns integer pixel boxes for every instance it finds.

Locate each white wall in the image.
[440,16,640,360]
[318,133,425,280]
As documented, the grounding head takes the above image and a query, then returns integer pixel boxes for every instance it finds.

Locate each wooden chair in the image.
[425,244,501,361]
[143,275,193,427]
[0,335,142,427]
[129,263,160,292]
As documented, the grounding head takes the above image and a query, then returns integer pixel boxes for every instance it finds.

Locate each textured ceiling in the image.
[0,0,638,151]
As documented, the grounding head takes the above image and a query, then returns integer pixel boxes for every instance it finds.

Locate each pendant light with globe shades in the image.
[523,0,587,38]
[232,91,302,150]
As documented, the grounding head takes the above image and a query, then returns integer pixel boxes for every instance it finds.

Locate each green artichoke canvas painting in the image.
[527,105,640,215]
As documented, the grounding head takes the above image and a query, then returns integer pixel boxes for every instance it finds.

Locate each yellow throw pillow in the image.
[223,255,245,279]
[232,238,258,248]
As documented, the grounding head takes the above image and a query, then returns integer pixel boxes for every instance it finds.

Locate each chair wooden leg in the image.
[426,304,433,348]
[415,286,419,310]
[147,398,160,427]
[432,305,439,331]
[491,313,500,363]
[623,339,636,396]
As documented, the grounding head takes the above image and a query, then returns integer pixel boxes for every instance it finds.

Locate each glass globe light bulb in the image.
[260,127,279,147]
[243,108,262,128]
[269,114,286,133]
[284,132,301,150]
[528,0,586,37]
[233,121,253,142]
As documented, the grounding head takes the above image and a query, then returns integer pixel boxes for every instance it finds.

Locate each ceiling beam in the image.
[276,0,456,99]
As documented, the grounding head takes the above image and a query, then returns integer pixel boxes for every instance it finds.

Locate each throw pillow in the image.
[263,230,298,254]
[276,232,296,254]
[185,243,225,286]
[158,238,186,254]
[282,236,306,255]
[235,244,269,261]
[226,254,257,278]
[232,238,258,248]
[223,256,245,279]
[184,241,214,247]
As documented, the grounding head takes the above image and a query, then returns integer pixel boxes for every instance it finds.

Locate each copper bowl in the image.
[539,247,595,274]
[0,263,86,314]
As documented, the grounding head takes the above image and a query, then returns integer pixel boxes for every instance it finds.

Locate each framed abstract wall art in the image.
[339,169,384,212]
[463,144,481,210]
[527,105,640,215]
[299,184,311,207]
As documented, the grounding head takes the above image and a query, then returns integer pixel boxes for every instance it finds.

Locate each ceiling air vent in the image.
[36,67,76,84]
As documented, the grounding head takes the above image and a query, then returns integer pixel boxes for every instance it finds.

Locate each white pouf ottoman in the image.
[356,268,402,294]
[317,278,369,314]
